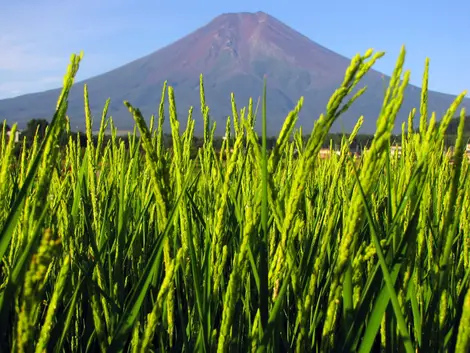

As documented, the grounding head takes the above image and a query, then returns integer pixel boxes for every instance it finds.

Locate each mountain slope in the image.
[0,11,468,135]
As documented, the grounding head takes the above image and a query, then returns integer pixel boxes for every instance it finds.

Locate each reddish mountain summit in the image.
[138,11,353,87]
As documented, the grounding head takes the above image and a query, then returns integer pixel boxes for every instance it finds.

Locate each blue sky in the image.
[0,0,468,99]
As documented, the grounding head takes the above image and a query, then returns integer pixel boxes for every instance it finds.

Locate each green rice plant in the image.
[0,45,469,353]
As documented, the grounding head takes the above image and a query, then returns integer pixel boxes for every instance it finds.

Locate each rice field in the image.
[1,46,470,353]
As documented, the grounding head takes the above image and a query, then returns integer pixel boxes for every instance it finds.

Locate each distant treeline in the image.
[5,116,470,158]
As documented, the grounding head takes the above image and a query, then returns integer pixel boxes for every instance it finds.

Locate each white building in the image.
[6,129,20,143]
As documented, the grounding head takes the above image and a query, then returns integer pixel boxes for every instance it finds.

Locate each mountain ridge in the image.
[0,11,468,135]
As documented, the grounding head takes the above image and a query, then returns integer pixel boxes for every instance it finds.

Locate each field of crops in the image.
[1,46,470,353]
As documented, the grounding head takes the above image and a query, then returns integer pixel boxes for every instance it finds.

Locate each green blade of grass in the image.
[259,77,269,345]
[108,164,194,352]
[352,159,415,353]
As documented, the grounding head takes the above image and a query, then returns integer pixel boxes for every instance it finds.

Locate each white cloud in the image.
[0,34,65,72]
[0,0,157,98]
[0,76,64,99]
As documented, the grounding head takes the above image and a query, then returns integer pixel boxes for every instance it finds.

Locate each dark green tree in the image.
[22,119,49,142]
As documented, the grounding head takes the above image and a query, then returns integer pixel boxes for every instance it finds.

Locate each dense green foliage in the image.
[1,47,470,353]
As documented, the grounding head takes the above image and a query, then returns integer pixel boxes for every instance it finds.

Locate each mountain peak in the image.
[213,10,271,19]
[0,12,468,136]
